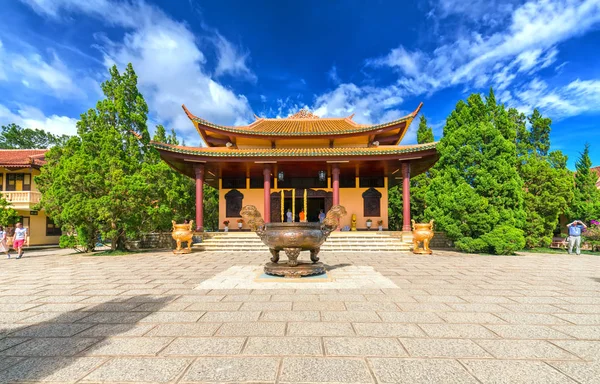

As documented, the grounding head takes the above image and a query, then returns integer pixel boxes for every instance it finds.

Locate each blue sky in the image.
[1,0,599,168]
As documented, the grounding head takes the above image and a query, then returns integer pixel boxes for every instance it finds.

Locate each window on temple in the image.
[250,176,274,189]
[46,217,62,236]
[339,176,356,188]
[359,176,384,188]
[222,177,246,189]
[0,174,3,191]
[225,189,244,217]
[278,177,327,189]
[363,187,382,217]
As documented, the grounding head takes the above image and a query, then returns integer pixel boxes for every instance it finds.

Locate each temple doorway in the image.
[271,189,333,223]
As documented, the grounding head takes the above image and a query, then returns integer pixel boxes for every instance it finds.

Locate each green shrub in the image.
[480,225,525,255]
[455,237,488,253]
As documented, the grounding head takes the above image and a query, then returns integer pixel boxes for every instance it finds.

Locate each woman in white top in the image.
[0,226,10,259]
[13,223,28,259]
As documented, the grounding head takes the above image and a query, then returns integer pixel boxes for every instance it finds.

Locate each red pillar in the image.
[402,162,411,231]
[195,165,204,232]
[263,165,271,223]
[332,165,340,205]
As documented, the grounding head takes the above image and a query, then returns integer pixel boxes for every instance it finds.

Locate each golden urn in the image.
[171,220,194,254]
[411,219,434,254]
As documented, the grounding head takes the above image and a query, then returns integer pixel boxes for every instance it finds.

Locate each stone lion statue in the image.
[322,205,347,234]
[240,205,265,233]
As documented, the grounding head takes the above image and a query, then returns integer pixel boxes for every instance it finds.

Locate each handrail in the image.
[0,191,42,204]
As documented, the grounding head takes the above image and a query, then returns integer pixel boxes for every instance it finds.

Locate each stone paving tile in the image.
[551,340,600,361]
[184,301,241,311]
[280,357,373,383]
[260,310,320,321]
[81,357,192,383]
[321,310,382,322]
[0,337,30,352]
[324,337,407,357]
[0,311,38,323]
[413,295,467,303]
[198,310,261,322]
[484,325,573,340]
[161,337,245,356]
[401,338,492,358]
[353,323,426,337]
[216,322,286,336]
[551,361,600,384]
[554,314,600,325]
[139,311,205,323]
[272,294,319,302]
[552,326,600,340]
[319,294,366,302]
[240,301,292,311]
[344,301,400,311]
[510,296,569,304]
[495,313,571,325]
[397,302,455,312]
[462,359,577,384]
[555,304,600,314]
[0,337,100,357]
[0,357,106,383]
[458,295,516,304]
[287,322,355,336]
[10,323,94,337]
[180,357,279,383]
[78,323,156,337]
[438,312,506,324]
[77,311,151,324]
[86,337,173,356]
[475,339,580,360]
[369,358,478,384]
[364,294,417,302]
[378,311,444,323]
[0,303,41,312]
[0,356,23,372]
[292,301,347,311]
[420,323,500,339]
[222,294,272,302]
[29,303,88,312]
[145,323,221,337]
[243,337,322,356]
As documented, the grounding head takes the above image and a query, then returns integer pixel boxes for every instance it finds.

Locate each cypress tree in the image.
[425,90,526,254]
[571,143,600,222]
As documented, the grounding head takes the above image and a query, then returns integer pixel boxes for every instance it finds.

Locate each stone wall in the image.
[140,233,174,249]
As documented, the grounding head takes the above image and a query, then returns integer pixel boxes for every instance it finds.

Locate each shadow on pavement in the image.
[325,263,353,271]
[0,294,175,382]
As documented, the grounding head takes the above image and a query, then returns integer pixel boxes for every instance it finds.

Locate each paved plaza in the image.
[0,249,599,383]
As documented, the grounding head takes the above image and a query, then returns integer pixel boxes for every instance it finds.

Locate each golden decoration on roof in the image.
[287,109,320,119]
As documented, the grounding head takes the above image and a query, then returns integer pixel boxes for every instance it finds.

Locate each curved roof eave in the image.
[181,103,423,140]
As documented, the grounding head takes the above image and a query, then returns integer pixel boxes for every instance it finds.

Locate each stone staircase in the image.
[193,231,411,252]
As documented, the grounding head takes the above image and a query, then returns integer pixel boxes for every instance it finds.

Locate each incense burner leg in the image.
[284,247,301,267]
[310,247,320,263]
[269,249,280,263]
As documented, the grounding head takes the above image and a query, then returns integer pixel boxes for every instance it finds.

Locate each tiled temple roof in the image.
[0,149,47,167]
[182,103,422,137]
[151,142,437,158]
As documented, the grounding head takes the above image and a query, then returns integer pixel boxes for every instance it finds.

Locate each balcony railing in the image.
[1,191,42,204]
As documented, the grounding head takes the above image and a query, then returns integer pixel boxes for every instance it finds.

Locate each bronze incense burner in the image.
[241,205,347,278]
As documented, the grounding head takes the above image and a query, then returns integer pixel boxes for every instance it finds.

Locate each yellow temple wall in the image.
[217,179,389,230]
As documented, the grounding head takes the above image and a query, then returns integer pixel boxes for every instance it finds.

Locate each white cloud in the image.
[0,103,78,136]
[327,66,340,85]
[19,0,255,145]
[213,34,256,82]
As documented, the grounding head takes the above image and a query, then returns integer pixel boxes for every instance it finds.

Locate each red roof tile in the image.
[0,149,48,167]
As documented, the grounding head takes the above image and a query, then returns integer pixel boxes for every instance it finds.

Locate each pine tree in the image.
[425,90,526,254]
[571,143,600,222]
[516,109,573,248]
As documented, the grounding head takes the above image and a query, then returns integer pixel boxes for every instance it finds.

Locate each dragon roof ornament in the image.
[288,109,320,119]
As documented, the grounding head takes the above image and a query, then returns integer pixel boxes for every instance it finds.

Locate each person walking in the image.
[299,210,305,222]
[0,226,11,259]
[318,209,325,223]
[286,209,293,222]
[12,223,28,259]
[567,220,587,255]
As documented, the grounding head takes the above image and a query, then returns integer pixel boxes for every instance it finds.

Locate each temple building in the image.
[152,103,438,233]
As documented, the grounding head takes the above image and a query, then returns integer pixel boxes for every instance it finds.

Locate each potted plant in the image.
[223,220,230,232]
[366,218,372,229]
[377,220,383,231]
[237,218,244,230]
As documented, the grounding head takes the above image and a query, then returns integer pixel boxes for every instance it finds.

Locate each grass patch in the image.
[519,247,599,256]
[82,249,164,256]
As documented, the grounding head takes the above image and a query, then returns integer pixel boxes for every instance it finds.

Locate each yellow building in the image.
[0,149,61,245]
[153,104,438,233]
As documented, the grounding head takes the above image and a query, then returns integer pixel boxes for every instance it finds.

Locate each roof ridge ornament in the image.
[288,109,320,119]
